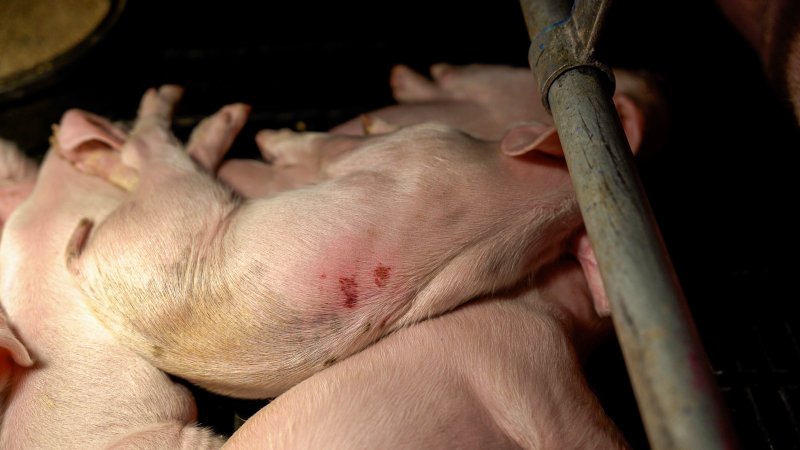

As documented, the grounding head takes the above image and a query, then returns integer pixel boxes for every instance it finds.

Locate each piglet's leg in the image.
[117,85,188,172]
[217,128,363,198]
[390,64,445,103]
[254,128,360,169]
[217,159,309,198]
[389,63,483,103]
[186,103,251,172]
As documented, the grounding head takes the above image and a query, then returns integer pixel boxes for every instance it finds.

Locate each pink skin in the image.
[0,140,35,399]
[0,139,37,230]
[226,261,626,449]
[716,0,800,122]
[0,108,228,447]
[57,81,646,400]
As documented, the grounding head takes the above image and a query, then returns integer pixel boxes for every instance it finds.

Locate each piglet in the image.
[225,258,627,449]
[60,83,644,400]
[0,102,237,447]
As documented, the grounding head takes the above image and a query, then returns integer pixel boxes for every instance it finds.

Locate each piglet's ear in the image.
[500,123,563,157]
[1,319,33,395]
[1,311,33,369]
[54,109,138,191]
[612,94,645,155]
[56,109,127,153]
[572,231,611,318]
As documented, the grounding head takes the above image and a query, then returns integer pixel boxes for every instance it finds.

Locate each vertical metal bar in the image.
[518,1,739,449]
[549,68,736,450]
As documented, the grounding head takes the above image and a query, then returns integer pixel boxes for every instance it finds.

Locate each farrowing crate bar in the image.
[518,0,737,448]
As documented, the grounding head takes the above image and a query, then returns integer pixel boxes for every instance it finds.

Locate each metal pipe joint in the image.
[525,0,614,112]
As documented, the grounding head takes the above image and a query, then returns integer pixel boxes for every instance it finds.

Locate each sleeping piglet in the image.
[0,121,229,447]
[58,82,644,400]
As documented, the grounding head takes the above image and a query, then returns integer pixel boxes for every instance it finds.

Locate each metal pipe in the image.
[518,1,739,449]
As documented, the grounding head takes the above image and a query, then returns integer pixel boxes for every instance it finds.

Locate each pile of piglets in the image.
[1,63,658,448]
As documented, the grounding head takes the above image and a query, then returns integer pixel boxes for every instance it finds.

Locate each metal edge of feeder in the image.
[0,0,128,103]
[517,0,739,449]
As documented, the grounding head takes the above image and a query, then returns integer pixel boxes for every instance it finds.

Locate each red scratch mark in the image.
[320,273,327,279]
[380,316,390,328]
[339,276,359,308]
[373,264,392,287]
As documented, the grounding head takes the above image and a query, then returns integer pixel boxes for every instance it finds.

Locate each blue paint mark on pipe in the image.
[532,15,569,43]
[531,1,578,42]
[540,17,569,34]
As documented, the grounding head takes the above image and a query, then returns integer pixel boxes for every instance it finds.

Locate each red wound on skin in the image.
[339,276,359,308]
[320,273,327,279]
[373,264,392,287]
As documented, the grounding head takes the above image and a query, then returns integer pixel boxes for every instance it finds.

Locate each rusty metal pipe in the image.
[518,1,738,449]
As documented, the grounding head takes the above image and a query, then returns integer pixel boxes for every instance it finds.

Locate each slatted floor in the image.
[2,1,799,448]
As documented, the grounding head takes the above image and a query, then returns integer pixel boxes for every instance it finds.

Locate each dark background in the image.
[2,1,799,448]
